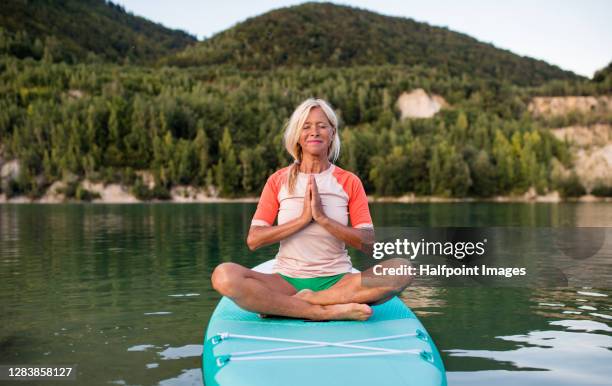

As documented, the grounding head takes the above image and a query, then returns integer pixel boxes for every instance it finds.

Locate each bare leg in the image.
[211,262,372,321]
[296,258,413,306]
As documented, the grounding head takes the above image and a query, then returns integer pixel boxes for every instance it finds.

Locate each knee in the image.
[211,262,243,297]
[386,258,413,293]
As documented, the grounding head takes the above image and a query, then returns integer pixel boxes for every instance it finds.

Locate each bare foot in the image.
[294,289,315,302]
[319,303,372,321]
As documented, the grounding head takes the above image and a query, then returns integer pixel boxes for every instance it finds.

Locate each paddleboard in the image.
[202,260,447,386]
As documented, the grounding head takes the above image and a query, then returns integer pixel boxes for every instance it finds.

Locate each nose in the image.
[308,129,321,138]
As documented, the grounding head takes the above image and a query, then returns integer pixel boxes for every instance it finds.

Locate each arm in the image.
[317,216,375,253]
[247,177,314,251]
[308,175,375,253]
[247,217,309,251]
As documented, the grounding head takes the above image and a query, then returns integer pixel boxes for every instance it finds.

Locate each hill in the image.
[0,0,196,63]
[166,2,581,86]
[593,61,612,83]
[0,2,608,202]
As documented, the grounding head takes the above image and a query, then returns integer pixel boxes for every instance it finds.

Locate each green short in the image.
[279,273,347,292]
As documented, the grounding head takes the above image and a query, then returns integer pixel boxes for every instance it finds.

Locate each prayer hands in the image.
[309,175,327,223]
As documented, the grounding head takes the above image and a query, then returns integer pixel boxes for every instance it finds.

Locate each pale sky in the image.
[115,0,612,78]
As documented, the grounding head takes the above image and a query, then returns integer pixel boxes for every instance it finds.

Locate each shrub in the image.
[131,179,171,200]
[75,186,100,201]
[591,184,612,197]
[556,173,586,198]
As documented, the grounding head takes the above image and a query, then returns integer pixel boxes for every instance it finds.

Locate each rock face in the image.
[573,144,612,191]
[0,159,20,180]
[170,185,208,202]
[543,103,612,192]
[396,89,448,119]
[550,122,611,192]
[67,89,85,99]
[528,95,612,116]
[39,181,67,203]
[0,159,21,197]
[81,180,140,203]
[550,123,611,148]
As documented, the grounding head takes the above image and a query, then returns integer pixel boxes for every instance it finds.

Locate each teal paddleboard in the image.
[202,260,447,386]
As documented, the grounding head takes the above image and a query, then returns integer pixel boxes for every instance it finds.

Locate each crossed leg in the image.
[211,262,372,321]
[294,258,413,306]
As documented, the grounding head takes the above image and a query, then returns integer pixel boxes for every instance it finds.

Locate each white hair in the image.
[282,98,341,194]
[283,98,341,163]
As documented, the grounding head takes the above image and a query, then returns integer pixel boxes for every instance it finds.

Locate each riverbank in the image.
[1,185,611,204]
[369,189,612,203]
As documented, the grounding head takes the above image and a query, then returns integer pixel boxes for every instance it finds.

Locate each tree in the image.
[452,110,468,143]
[215,127,240,196]
[429,140,471,197]
[192,123,210,186]
[239,145,267,195]
[405,137,428,194]
[492,130,516,193]
[469,150,496,197]
[369,146,410,196]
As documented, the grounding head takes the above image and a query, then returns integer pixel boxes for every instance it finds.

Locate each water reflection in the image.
[441,287,612,385]
[550,319,612,332]
[158,368,202,386]
[401,287,447,316]
[1,203,611,386]
[531,288,612,322]
[159,345,202,360]
[447,319,612,386]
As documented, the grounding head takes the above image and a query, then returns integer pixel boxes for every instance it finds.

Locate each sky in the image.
[114,0,612,78]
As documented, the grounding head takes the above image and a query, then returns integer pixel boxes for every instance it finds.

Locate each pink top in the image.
[251,164,374,278]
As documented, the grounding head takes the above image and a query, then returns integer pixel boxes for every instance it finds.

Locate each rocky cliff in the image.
[531,96,612,193]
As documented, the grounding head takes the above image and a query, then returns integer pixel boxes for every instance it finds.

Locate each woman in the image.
[211,98,411,321]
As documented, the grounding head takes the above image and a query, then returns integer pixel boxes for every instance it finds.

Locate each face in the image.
[298,107,334,158]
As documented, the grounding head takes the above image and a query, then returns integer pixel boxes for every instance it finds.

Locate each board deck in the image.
[202,260,447,386]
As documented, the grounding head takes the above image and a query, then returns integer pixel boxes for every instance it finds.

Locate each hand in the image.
[310,175,327,223]
[300,176,313,225]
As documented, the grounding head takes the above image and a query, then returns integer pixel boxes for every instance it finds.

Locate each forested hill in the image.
[166,2,580,86]
[0,2,608,202]
[0,0,196,63]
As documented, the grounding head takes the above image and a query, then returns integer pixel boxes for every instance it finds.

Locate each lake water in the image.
[0,203,610,386]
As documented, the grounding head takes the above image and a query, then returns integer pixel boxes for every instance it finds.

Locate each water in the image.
[0,203,610,386]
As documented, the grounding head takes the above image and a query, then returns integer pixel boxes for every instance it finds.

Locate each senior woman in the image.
[211,98,411,321]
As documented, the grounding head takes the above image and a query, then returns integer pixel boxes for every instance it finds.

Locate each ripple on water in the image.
[577,291,608,298]
[538,303,565,307]
[127,344,155,352]
[158,344,202,360]
[589,313,612,321]
[158,368,202,386]
[168,293,200,297]
[549,319,612,332]
[446,319,612,386]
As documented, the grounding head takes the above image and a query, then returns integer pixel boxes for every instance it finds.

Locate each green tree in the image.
[429,140,471,197]
[369,146,410,196]
[469,150,496,197]
[215,127,240,196]
[192,123,210,186]
[492,130,516,193]
[239,145,268,194]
